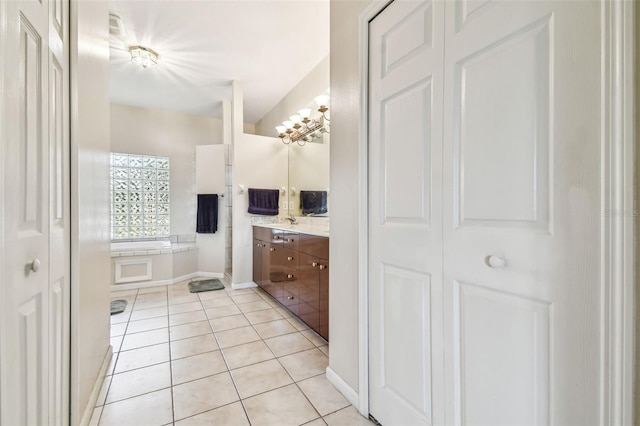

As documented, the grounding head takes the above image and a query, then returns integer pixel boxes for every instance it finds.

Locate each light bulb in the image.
[276,125,286,135]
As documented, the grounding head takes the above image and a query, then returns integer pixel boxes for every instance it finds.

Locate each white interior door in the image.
[1,0,70,424]
[441,1,602,424]
[368,1,445,424]
[369,0,604,424]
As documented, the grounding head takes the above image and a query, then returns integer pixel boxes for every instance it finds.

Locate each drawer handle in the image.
[287,296,294,300]
[270,248,275,252]
[274,235,280,239]
[287,274,294,279]
[312,262,318,267]
[286,238,294,243]
[256,243,262,247]
[287,256,294,261]
[319,265,326,270]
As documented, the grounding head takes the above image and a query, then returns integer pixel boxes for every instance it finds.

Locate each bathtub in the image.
[111,240,171,252]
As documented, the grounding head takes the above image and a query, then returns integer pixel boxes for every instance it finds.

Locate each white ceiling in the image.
[109,0,329,124]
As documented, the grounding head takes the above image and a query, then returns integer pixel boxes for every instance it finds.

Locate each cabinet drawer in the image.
[299,234,329,259]
[281,248,299,269]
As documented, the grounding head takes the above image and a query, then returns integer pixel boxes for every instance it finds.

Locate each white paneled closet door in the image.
[368,1,445,425]
[369,0,604,425]
[442,1,602,424]
[1,0,70,424]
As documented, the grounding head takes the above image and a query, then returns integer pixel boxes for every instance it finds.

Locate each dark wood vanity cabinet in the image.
[253,226,329,341]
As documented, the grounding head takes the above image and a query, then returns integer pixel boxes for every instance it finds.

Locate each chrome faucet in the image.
[286,214,297,225]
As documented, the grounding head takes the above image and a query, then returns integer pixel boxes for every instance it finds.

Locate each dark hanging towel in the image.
[248,188,279,216]
[196,194,219,234]
[300,190,328,215]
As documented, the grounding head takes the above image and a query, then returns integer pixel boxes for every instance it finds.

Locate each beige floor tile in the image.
[230,359,293,399]
[301,329,328,347]
[221,340,275,370]
[172,372,239,421]
[274,306,295,318]
[137,286,167,295]
[170,310,208,326]
[298,375,350,416]
[135,292,167,303]
[319,345,329,356]
[129,306,168,322]
[111,289,138,298]
[265,332,314,357]
[237,300,271,313]
[89,406,103,426]
[215,326,261,349]
[278,348,328,382]
[99,388,173,426]
[169,301,204,315]
[172,350,228,385]
[231,293,263,304]
[126,316,168,334]
[198,289,230,300]
[243,384,319,426]
[170,321,212,341]
[253,319,297,339]
[132,299,167,311]
[96,376,112,407]
[201,296,235,309]
[106,363,171,403]
[169,293,201,305]
[286,315,310,331]
[323,406,375,426]
[209,314,250,332]
[120,328,169,351]
[110,335,123,353]
[170,333,219,359]
[174,401,249,426]
[110,322,127,337]
[110,311,131,325]
[303,418,327,426]
[115,343,170,373]
[226,288,256,295]
[205,304,242,319]
[244,308,283,325]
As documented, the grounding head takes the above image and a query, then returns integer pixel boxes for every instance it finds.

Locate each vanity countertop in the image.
[254,223,329,238]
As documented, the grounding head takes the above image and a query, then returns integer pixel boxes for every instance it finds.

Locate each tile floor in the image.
[91,277,373,426]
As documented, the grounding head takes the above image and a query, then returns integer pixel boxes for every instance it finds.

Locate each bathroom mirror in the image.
[287,133,330,216]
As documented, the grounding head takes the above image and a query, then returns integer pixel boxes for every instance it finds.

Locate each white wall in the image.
[110,104,227,274]
[70,1,111,422]
[254,56,330,137]
[231,82,288,286]
[329,0,373,394]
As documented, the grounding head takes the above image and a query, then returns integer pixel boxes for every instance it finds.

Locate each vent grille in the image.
[109,13,125,37]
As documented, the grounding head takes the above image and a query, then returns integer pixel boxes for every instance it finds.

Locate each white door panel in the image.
[443,1,601,424]
[369,1,445,425]
[369,0,603,424]
[1,0,70,424]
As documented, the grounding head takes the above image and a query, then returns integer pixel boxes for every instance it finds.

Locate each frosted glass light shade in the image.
[283,120,294,130]
[314,95,329,108]
[276,125,286,134]
[289,114,301,124]
[298,108,311,119]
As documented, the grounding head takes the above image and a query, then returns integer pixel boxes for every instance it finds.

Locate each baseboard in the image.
[79,346,113,426]
[231,281,258,290]
[110,271,224,291]
[326,366,360,410]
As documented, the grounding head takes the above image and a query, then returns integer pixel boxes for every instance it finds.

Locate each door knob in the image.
[287,256,294,261]
[312,262,318,267]
[486,255,506,269]
[270,248,275,252]
[30,258,41,273]
[319,264,326,270]
[287,274,294,279]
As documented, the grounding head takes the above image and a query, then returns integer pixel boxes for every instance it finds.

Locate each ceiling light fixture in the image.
[276,95,330,146]
[128,45,159,68]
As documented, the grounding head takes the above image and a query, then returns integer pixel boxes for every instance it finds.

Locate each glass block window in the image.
[110,153,170,240]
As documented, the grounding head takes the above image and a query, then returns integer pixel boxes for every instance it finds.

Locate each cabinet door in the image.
[267,243,284,303]
[318,258,329,341]
[253,239,263,287]
[298,253,320,333]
